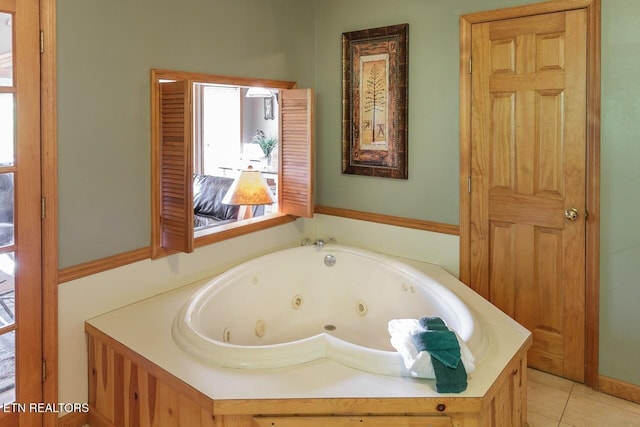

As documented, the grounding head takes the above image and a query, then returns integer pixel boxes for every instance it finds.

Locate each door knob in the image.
[564,208,579,221]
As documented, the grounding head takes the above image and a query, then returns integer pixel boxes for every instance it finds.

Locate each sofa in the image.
[193,173,269,229]
[193,174,239,229]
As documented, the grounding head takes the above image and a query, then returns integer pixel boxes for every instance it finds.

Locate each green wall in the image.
[57,0,315,268]
[314,0,640,387]
[599,0,640,385]
[57,0,640,387]
[314,0,531,224]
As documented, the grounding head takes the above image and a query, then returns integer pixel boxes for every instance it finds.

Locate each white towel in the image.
[388,318,475,378]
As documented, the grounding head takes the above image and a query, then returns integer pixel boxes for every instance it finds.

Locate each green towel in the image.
[419,317,447,330]
[411,317,467,393]
[430,358,468,393]
[411,330,461,368]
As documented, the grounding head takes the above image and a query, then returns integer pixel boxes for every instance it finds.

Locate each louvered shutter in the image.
[159,81,194,253]
[279,89,314,218]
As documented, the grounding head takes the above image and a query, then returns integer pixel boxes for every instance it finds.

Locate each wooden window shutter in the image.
[159,80,194,253]
[279,88,314,218]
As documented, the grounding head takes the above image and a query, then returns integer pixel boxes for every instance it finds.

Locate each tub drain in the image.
[324,324,336,331]
[324,254,336,267]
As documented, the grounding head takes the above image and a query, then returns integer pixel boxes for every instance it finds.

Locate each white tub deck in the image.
[86,257,530,402]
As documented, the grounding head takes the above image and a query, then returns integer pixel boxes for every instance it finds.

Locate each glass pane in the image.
[0,331,15,404]
[0,174,12,247]
[0,251,14,327]
[0,94,14,166]
[0,13,12,87]
[202,85,241,175]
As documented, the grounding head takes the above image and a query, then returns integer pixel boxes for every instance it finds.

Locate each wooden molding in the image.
[57,214,297,281]
[57,411,88,427]
[87,408,117,427]
[150,69,296,89]
[314,205,460,236]
[458,13,472,284]
[57,247,152,284]
[459,0,600,387]
[598,376,640,405]
[584,0,602,391]
[195,214,296,249]
[41,1,59,427]
[57,204,452,282]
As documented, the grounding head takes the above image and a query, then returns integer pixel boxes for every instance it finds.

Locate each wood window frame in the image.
[150,69,314,258]
[459,0,601,387]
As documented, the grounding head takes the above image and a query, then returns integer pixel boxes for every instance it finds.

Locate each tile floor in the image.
[527,368,640,426]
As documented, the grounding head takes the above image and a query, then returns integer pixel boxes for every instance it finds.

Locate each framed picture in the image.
[264,96,274,120]
[342,23,408,179]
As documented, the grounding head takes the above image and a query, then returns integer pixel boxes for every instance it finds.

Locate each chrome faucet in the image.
[301,237,336,248]
[314,237,336,248]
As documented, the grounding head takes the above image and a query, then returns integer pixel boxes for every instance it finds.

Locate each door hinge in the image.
[468,176,472,193]
[42,360,46,383]
[40,31,45,54]
[41,197,46,220]
[468,57,472,74]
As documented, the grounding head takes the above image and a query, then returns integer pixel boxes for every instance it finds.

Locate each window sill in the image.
[194,213,297,249]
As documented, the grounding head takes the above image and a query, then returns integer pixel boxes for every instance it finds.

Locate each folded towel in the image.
[419,317,448,330]
[388,320,475,376]
[430,357,468,393]
[411,330,461,368]
[411,320,467,393]
[388,319,475,375]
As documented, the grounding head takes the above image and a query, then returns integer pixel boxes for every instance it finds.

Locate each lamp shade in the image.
[245,87,273,98]
[221,167,276,206]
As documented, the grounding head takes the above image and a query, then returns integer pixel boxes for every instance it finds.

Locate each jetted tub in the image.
[172,244,488,377]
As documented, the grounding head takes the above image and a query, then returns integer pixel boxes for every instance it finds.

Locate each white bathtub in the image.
[172,244,488,377]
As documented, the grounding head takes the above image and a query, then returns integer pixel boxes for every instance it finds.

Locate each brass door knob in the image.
[564,208,579,221]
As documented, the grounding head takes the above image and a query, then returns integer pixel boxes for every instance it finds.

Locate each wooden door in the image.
[469,9,587,382]
[0,0,43,425]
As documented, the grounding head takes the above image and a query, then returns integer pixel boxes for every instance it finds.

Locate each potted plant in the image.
[252,130,278,166]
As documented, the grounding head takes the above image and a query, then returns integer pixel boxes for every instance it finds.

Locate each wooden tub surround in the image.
[85,259,532,427]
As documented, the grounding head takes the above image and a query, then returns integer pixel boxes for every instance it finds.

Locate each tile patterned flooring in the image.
[528,368,640,426]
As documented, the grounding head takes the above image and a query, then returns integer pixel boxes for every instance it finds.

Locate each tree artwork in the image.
[363,61,386,143]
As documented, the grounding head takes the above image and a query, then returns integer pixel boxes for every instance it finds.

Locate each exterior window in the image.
[150,70,314,257]
[196,84,242,176]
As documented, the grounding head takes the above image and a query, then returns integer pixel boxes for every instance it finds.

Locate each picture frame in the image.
[264,96,274,120]
[342,23,408,179]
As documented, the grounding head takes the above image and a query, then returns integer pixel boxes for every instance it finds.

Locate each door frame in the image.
[459,0,601,387]
[41,0,58,426]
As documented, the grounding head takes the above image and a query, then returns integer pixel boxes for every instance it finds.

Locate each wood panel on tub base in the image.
[87,326,531,427]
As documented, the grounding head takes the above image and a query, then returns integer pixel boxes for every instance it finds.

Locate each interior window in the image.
[150,70,314,258]
[192,83,280,230]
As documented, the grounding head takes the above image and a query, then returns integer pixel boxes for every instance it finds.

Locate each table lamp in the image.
[221,166,276,220]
